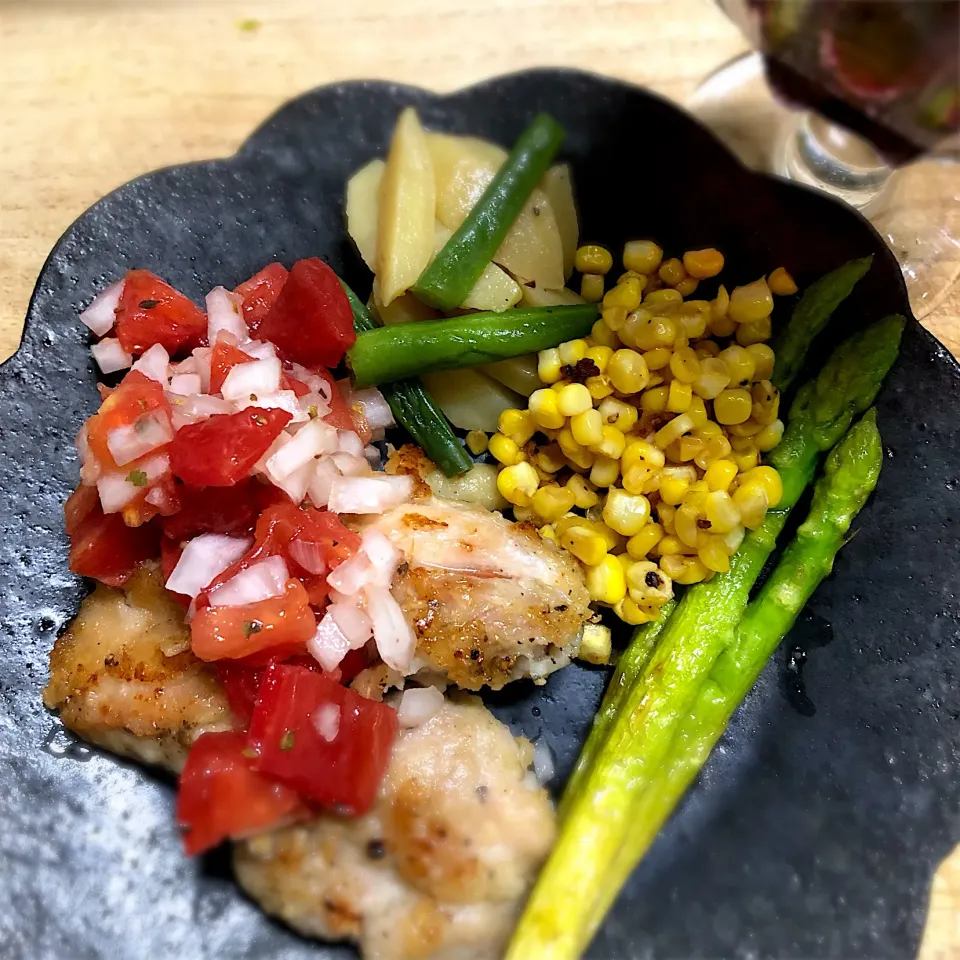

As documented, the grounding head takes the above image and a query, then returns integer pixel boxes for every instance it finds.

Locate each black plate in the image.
[1,69,958,960]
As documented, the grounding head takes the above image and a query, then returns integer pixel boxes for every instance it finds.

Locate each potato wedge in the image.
[345,158,384,270]
[519,283,586,308]
[542,164,579,278]
[374,291,439,326]
[426,463,509,512]
[494,186,565,291]
[421,367,525,433]
[377,108,436,306]
[481,354,541,396]
[432,221,521,312]
[428,132,508,230]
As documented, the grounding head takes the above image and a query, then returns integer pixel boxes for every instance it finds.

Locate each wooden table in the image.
[2,1,958,955]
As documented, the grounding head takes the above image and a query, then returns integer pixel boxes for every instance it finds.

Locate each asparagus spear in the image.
[341,282,473,477]
[412,114,566,311]
[596,409,884,927]
[506,316,903,960]
[347,304,598,387]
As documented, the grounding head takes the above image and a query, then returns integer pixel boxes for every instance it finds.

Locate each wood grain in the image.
[1,1,958,954]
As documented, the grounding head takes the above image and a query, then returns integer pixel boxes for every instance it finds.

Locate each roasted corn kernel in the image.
[640,384,670,413]
[575,244,614,275]
[614,596,657,625]
[559,521,609,565]
[556,383,593,417]
[751,380,780,425]
[704,489,741,533]
[623,239,663,275]
[675,276,699,297]
[608,349,650,394]
[489,432,521,465]
[528,388,566,429]
[692,357,730,399]
[736,316,772,347]
[741,465,783,507]
[655,412,695,449]
[570,408,604,447]
[597,396,638,433]
[659,257,687,287]
[465,430,488,455]
[768,266,798,295]
[603,488,651,536]
[585,345,614,373]
[497,461,539,506]
[669,345,701,383]
[718,344,756,386]
[704,458,738,492]
[667,379,693,413]
[579,623,613,664]
[558,338,589,365]
[592,424,627,460]
[714,387,753,425]
[602,305,629,332]
[659,554,710,585]
[538,348,562,384]
[589,456,621,488]
[585,554,627,604]
[585,374,615,401]
[644,288,683,308]
[755,418,785,451]
[683,248,725,279]
[732,481,767,528]
[745,342,775,380]
[498,408,536,445]
[566,473,600,509]
[580,272,605,302]
[590,318,620,349]
[532,483,577,522]
[643,347,672,371]
[603,277,643,312]
[699,534,731,573]
[626,521,664,559]
[729,278,774,324]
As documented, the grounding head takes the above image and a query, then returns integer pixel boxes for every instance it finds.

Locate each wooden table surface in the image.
[2,1,958,955]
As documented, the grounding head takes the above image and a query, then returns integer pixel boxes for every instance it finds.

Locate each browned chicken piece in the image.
[43,562,233,772]
[361,496,591,690]
[234,695,556,960]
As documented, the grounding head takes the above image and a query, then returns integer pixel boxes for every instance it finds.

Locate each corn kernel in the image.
[539,523,557,542]
[705,459,738,492]
[579,623,613,664]
[589,456,621,488]
[607,349,650,395]
[570,408,603,447]
[751,380,780,425]
[640,385,669,413]
[528,388,565,430]
[622,439,666,473]
[745,343,775,380]
[597,397,638,433]
[585,345,614,373]
[603,277,643,312]
[741,465,783,507]
[729,278,774,324]
[592,424,627,459]
[585,554,627,604]
[497,408,536,445]
[654,534,689,557]
[643,347,672,371]
[575,244,614,275]
[644,288,683,308]
[732,482,768,528]
[655,412,695,449]
[677,302,707,338]
[614,596,656,625]
[674,503,703,548]
[659,554,710,585]
[683,248,725,279]
[695,338,721,358]
[659,473,690,506]
[538,347,563,384]
[603,487,651,536]
[560,522,608,565]
[590,318,620,349]
[659,257,686,287]
[625,558,674,600]
[489,433,521,465]
[704,489,742,533]
[675,276,699,297]
[465,430,488,455]
[718,344,756,387]
[624,520,663,558]
[731,446,760,472]
[713,387,752,425]
[668,345,701,384]
[497,461,539,506]
[556,383,593,417]
[602,305,629,332]
[580,273,605,302]
[727,418,764,438]
[768,266,798,296]
[691,357,730,399]
[585,374,615,401]
[667,379,693,413]
[620,463,656,496]
[591,518,622,551]
[615,551,634,575]
[532,483,577,522]
[558,339,589,365]
[689,397,709,431]
[623,239,663,275]
[677,434,705,463]
[712,283,730,321]
[736,316,772,346]
[533,443,564,474]
[708,310,737,338]
[755,419,784,452]
[566,474,600,508]
[699,535,731,573]
[564,446,596,471]
[657,501,676,530]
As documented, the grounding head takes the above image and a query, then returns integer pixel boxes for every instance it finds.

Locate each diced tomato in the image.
[190,579,316,661]
[169,407,291,487]
[176,731,304,856]
[85,371,170,471]
[159,536,190,608]
[254,258,355,368]
[248,664,398,815]
[114,270,207,357]
[281,372,311,397]
[64,484,101,536]
[213,653,326,726]
[161,479,259,540]
[235,263,288,332]
[339,646,373,685]
[209,338,254,395]
[313,368,371,443]
[68,504,160,587]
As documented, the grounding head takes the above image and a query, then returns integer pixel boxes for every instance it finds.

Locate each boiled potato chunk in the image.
[493,187,565,291]
[374,291,440,326]
[426,463,509,512]
[432,221,521,312]
[481,354,541,396]
[345,158,384,270]
[421,367,525,433]
[377,108,436,306]
[542,164,579,278]
[519,283,586,308]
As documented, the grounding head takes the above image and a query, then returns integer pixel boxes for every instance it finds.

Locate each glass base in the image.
[688,53,960,318]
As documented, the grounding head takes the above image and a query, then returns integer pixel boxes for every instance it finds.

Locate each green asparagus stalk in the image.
[772,255,872,390]
[412,113,565,311]
[341,282,472,477]
[347,304,598,387]
[506,316,903,960]
[596,409,884,928]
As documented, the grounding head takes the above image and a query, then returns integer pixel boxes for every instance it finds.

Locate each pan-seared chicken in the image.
[361,497,591,690]
[43,562,233,772]
[235,695,556,960]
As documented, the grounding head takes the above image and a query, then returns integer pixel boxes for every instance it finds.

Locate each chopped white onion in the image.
[288,538,328,576]
[307,457,340,509]
[364,584,416,673]
[329,599,373,649]
[132,343,171,385]
[312,703,341,742]
[337,429,365,458]
[351,388,394,432]
[295,392,331,421]
[80,279,124,337]
[208,556,289,607]
[241,339,277,361]
[270,460,314,504]
[328,475,414,515]
[397,686,444,728]
[165,533,252,598]
[233,390,305,422]
[168,373,202,396]
[76,425,100,484]
[96,453,169,514]
[169,393,233,430]
[364,445,382,468]
[331,452,371,477]
[106,411,173,466]
[91,338,132,374]
[326,551,374,596]
[220,356,281,401]
[188,347,212,393]
[289,363,331,400]
[265,418,338,480]
[206,286,247,344]
[361,528,400,587]
[307,612,352,672]
[533,739,556,786]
